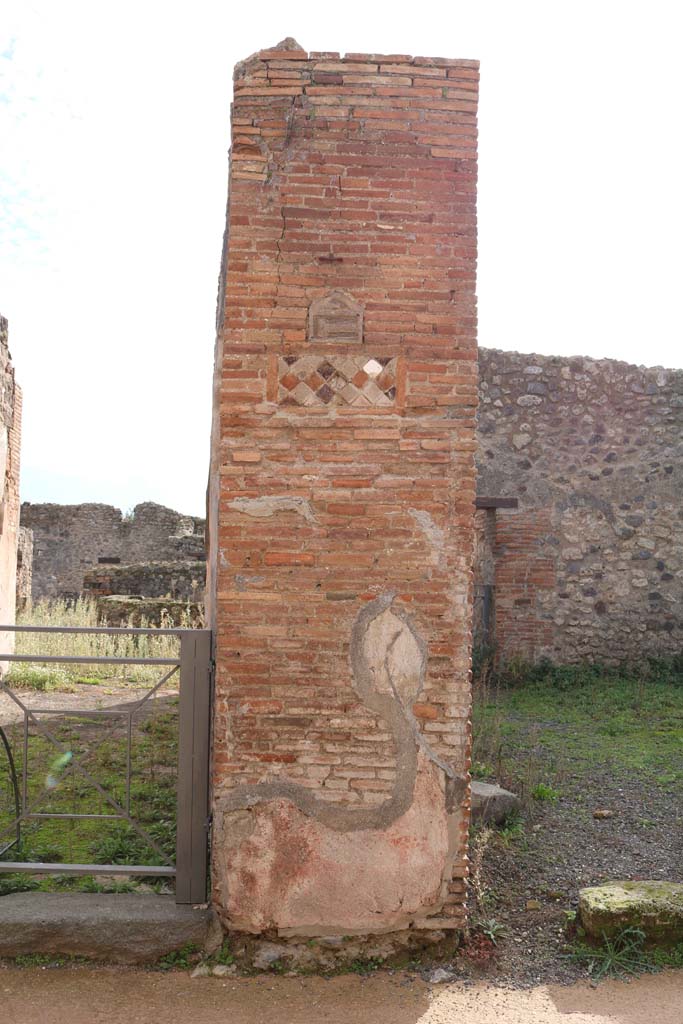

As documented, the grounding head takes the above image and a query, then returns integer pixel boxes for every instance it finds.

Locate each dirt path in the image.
[1,969,682,1024]
[0,684,179,728]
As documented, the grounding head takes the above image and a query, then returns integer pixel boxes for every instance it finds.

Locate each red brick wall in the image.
[491,509,556,662]
[207,42,479,937]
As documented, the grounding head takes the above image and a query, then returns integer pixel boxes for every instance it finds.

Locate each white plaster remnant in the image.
[409,509,446,567]
[228,495,317,523]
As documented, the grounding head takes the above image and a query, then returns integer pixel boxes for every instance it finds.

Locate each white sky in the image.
[1,1,681,517]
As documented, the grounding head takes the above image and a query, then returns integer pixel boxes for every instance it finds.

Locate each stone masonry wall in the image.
[476,348,683,664]
[207,41,479,938]
[16,526,33,611]
[20,501,205,601]
[0,316,22,645]
[83,561,205,601]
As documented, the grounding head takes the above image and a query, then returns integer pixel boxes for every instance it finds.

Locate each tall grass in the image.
[2,598,197,687]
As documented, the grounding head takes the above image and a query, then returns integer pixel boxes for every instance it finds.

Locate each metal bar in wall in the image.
[475,497,519,510]
[175,629,212,905]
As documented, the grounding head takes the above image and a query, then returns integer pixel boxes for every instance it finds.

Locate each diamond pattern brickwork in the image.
[277,354,398,407]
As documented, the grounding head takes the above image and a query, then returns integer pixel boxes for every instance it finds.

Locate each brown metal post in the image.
[175,629,212,904]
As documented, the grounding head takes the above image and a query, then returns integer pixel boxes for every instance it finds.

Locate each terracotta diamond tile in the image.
[278,353,398,407]
[306,371,324,390]
[339,382,362,404]
[292,382,317,406]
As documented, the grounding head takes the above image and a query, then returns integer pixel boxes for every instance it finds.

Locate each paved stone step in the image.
[0,893,221,964]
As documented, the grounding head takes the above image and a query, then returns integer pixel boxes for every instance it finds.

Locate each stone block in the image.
[579,881,683,943]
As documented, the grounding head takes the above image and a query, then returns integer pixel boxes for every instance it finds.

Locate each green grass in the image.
[473,662,683,796]
[531,782,560,803]
[569,926,683,980]
[1,597,187,883]
[0,709,178,888]
[569,927,652,980]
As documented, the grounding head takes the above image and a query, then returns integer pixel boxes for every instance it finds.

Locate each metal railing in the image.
[0,625,212,904]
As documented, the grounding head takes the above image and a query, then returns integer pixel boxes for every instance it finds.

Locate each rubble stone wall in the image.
[16,526,33,611]
[83,560,205,601]
[20,501,205,601]
[475,348,683,664]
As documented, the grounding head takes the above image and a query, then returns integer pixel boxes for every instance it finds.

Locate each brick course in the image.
[207,42,479,936]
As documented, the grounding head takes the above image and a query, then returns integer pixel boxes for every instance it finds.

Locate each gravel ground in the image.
[450,762,683,987]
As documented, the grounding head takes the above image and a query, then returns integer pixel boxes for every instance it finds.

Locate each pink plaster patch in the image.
[214,755,452,934]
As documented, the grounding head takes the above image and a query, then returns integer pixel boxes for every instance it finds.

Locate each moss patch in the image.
[579,881,683,943]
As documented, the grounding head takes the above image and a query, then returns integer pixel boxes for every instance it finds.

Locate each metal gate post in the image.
[175,629,212,904]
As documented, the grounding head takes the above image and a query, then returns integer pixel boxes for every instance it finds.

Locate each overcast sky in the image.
[1,1,681,517]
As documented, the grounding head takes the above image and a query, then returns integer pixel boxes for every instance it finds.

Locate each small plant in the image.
[156,943,200,972]
[0,873,40,897]
[569,927,651,980]
[497,813,525,844]
[210,941,235,967]
[531,782,560,803]
[347,955,383,974]
[648,943,683,970]
[478,918,505,945]
[14,953,62,968]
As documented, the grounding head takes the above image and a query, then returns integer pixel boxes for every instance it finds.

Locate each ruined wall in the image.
[83,561,205,601]
[16,526,33,611]
[207,41,479,938]
[476,348,683,664]
[0,316,22,638]
[20,502,205,601]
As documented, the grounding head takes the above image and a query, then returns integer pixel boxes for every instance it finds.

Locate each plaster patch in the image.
[408,509,446,567]
[213,593,468,932]
[228,495,317,523]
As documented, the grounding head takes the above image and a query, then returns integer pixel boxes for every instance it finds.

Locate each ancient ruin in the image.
[474,349,683,664]
[20,501,205,603]
[206,42,479,937]
[19,343,682,670]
